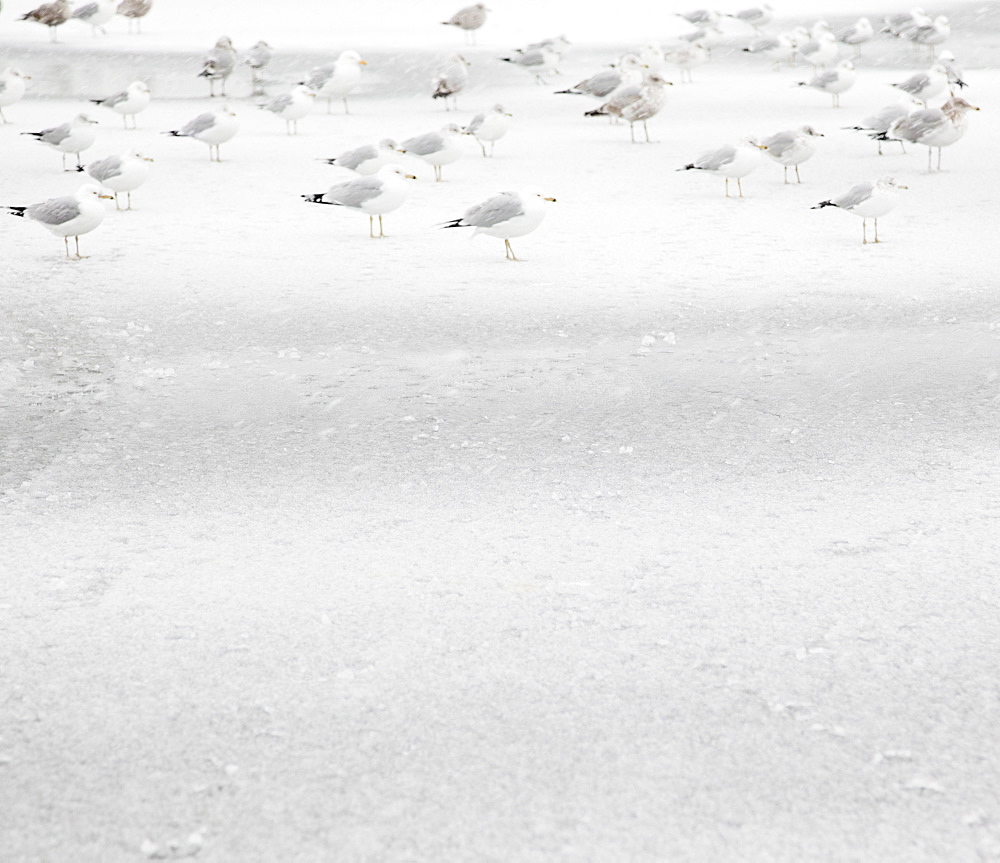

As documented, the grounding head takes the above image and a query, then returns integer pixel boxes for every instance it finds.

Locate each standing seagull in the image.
[116,0,152,33]
[891,63,948,107]
[83,149,153,209]
[0,68,30,124]
[836,17,874,57]
[259,85,315,135]
[432,54,470,109]
[500,45,561,83]
[844,102,911,154]
[4,183,112,259]
[726,5,774,32]
[797,60,855,108]
[442,3,488,44]
[244,40,273,96]
[301,50,367,114]
[71,0,116,35]
[398,125,463,182]
[199,36,236,98]
[812,177,907,244]
[585,73,672,143]
[441,189,556,261]
[879,96,980,172]
[302,164,417,239]
[89,80,150,129]
[164,108,239,161]
[321,139,400,175]
[21,113,98,170]
[555,54,646,99]
[760,125,823,183]
[461,104,512,157]
[18,0,70,41]
[678,138,765,197]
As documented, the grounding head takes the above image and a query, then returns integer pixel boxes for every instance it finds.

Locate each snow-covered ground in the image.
[2,1,1000,860]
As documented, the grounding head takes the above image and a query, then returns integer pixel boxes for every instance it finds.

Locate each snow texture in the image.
[2,0,1000,860]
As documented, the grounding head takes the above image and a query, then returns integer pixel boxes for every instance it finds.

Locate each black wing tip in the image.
[302,193,327,204]
[811,200,834,209]
[440,219,465,229]
[7,207,27,217]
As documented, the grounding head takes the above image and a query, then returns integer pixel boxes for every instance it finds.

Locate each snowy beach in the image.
[2,1,1000,859]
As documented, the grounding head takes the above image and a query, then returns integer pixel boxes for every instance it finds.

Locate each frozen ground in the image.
[2,1,1000,860]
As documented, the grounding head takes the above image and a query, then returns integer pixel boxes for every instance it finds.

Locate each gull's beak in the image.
[358,60,368,65]
[99,194,115,200]
[543,197,557,202]
[405,174,418,180]
[141,156,155,162]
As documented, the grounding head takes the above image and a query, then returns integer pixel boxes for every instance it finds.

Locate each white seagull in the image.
[302,50,367,114]
[4,183,112,258]
[500,46,561,84]
[321,139,400,175]
[461,104,512,157]
[432,54,470,109]
[843,102,911,154]
[441,3,489,44]
[244,40,273,95]
[836,17,874,56]
[116,0,152,34]
[441,189,556,261]
[302,164,417,238]
[811,177,907,244]
[0,68,31,124]
[71,0,115,35]
[260,84,315,135]
[678,138,765,197]
[760,125,823,184]
[881,96,980,172]
[891,63,948,107]
[21,113,98,170]
[164,108,239,161]
[798,59,855,108]
[198,36,236,98]
[89,80,150,129]
[84,149,153,209]
[398,125,463,182]
[584,72,672,143]
[554,54,646,99]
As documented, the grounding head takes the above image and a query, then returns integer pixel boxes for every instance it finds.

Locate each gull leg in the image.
[643,120,651,143]
[490,140,496,157]
[862,219,868,244]
[379,215,386,238]
[936,147,942,171]
[368,215,375,238]
[795,165,802,184]
[478,140,487,157]
[504,239,521,261]
[873,218,881,243]
[343,96,350,115]
[783,166,790,184]
[64,236,71,258]
[737,178,744,198]
[629,122,636,144]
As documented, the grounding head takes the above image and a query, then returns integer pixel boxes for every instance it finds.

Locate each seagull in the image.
[0,68,31,124]
[554,54,646,99]
[843,102,911,154]
[441,189,556,261]
[742,32,796,69]
[760,125,823,183]
[301,50,367,114]
[798,30,838,71]
[83,149,153,209]
[4,183,112,259]
[798,60,855,108]
[461,104,512,157]
[500,46,561,84]
[907,15,949,54]
[18,0,70,41]
[836,17,874,56]
[891,63,948,107]
[585,73,672,143]
[663,41,708,83]
[244,40,273,95]
[321,139,400,175]
[676,9,719,27]
[116,0,152,33]
[879,96,980,171]
[678,138,765,197]
[198,36,236,98]
[71,0,115,35]
[517,35,571,59]
[432,54,470,109]
[21,113,98,170]
[883,8,931,38]
[260,84,315,135]
[398,125,462,181]
[726,5,774,32]
[812,177,907,244]
[442,3,488,44]
[302,164,417,238]
[164,108,239,161]
[89,80,150,129]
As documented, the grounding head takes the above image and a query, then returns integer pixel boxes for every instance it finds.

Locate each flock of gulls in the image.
[0,2,984,259]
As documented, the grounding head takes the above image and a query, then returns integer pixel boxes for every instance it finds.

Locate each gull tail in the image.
[302,193,335,205]
[677,163,699,171]
[440,218,466,229]
[811,200,835,209]
[869,131,892,141]
[584,108,607,117]
[5,206,27,218]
